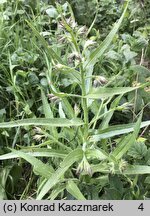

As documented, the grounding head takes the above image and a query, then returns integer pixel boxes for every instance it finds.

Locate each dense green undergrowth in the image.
[0,0,150,200]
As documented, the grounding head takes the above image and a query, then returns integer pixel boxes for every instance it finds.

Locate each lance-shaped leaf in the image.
[8,149,54,178]
[36,148,83,200]
[111,113,142,160]
[84,1,129,68]
[90,120,150,142]
[122,165,150,175]
[85,149,108,160]
[26,20,64,64]
[92,164,150,175]
[0,118,84,128]
[66,180,86,200]
[0,148,67,160]
[41,89,58,138]
[86,86,138,99]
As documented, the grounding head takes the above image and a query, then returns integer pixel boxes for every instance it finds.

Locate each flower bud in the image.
[76,156,92,176]
[74,103,80,117]
[33,134,43,141]
[93,76,108,87]
[47,94,59,102]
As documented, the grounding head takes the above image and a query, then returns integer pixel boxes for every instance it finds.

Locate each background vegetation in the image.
[0,0,150,200]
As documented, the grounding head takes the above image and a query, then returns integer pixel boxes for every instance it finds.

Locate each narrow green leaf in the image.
[59,101,66,118]
[66,180,86,200]
[41,89,54,119]
[47,79,76,119]
[37,165,68,200]
[92,164,150,175]
[84,1,129,68]
[0,118,84,128]
[60,148,83,168]
[9,149,54,178]
[86,86,138,99]
[0,149,67,160]
[26,20,64,64]
[91,163,110,174]
[85,149,108,160]
[41,89,58,137]
[111,133,135,160]
[0,166,12,200]
[90,120,150,142]
[36,148,83,200]
[55,65,81,84]
[100,95,123,129]
[44,52,75,119]
[111,114,142,160]
[133,112,142,138]
[123,165,150,175]
[49,185,66,200]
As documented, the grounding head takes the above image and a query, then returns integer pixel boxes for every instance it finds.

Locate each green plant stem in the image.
[133,48,144,120]
[89,108,116,128]
[80,65,89,140]
[20,171,33,199]
[45,132,72,152]
[86,0,99,37]
[92,100,104,129]
[59,12,89,140]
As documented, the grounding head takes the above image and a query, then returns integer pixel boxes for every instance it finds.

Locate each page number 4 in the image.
[138,203,144,211]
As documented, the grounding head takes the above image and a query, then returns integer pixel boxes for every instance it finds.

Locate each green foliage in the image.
[0,0,149,200]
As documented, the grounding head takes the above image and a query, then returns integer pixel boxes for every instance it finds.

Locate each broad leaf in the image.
[128,142,147,159]
[130,65,150,77]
